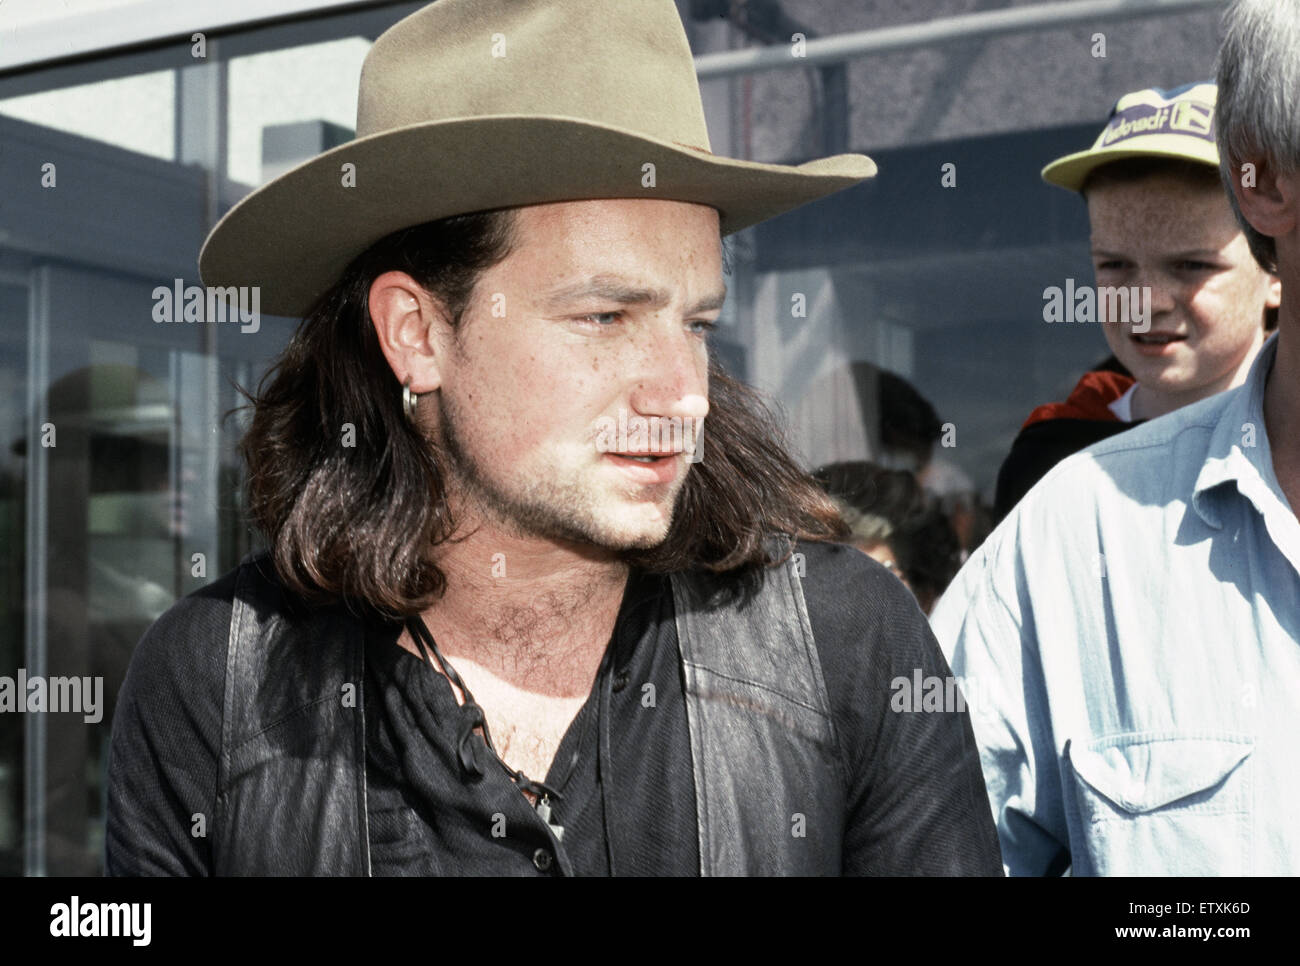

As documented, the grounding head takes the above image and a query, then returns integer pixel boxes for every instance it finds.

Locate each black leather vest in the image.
[212,553,843,875]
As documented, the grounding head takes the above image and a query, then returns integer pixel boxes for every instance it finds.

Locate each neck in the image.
[414,504,631,686]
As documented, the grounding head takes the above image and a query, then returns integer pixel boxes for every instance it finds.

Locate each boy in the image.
[994,83,1280,520]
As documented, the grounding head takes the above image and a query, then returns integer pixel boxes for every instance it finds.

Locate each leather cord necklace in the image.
[405,615,568,842]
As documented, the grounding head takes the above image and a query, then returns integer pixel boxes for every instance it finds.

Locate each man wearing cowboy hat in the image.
[105,0,1001,876]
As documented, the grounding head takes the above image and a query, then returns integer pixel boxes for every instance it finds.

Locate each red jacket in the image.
[1022,370,1134,429]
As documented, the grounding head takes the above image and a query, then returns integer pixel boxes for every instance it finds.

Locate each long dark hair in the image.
[239,209,847,618]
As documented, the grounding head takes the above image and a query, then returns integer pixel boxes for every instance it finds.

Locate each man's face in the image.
[433,198,722,552]
[1087,173,1279,397]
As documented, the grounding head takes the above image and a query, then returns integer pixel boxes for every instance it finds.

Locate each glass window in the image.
[0,71,175,161]
[0,279,28,877]
[689,1,1226,553]
[0,0,422,875]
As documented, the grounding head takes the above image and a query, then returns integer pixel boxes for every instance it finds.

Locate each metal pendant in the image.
[536,794,565,843]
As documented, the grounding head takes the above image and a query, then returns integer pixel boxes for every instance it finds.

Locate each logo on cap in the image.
[1169,100,1212,137]
[1100,98,1215,147]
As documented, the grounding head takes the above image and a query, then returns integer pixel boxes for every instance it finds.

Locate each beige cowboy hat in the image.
[198,0,876,318]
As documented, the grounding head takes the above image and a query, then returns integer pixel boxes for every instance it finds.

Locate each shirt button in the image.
[612,670,630,693]
[532,848,553,872]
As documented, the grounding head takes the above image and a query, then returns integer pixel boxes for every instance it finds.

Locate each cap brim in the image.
[1042,140,1219,193]
[200,115,876,317]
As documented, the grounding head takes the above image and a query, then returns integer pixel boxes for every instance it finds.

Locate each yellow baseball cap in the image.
[1042,82,1218,192]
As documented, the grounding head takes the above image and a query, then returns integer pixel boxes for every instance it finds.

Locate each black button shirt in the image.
[364,565,697,876]
[106,540,1004,876]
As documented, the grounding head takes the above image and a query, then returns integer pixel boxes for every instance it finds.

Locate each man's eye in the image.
[1179,260,1218,272]
[689,319,717,335]
[1095,260,1125,271]
[580,312,621,326]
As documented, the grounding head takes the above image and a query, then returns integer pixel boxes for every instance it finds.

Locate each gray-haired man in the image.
[931,0,1300,876]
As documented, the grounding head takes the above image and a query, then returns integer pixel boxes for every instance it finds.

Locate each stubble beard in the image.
[437,392,682,553]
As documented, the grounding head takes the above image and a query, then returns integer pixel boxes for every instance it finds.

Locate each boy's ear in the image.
[369,271,454,393]
[1229,158,1299,239]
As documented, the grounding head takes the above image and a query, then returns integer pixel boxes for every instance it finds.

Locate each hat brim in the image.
[199,115,876,317]
[1042,140,1219,193]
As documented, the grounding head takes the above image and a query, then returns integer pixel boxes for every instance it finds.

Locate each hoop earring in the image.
[402,378,419,424]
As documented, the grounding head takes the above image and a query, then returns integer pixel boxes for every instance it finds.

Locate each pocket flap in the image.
[1068,734,1253,814]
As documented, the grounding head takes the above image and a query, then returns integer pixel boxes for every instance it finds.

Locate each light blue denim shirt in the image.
[932,334,1300,876]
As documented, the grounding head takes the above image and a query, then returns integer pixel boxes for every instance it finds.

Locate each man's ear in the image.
[368,271,453,393]
[1230,158,1299,239]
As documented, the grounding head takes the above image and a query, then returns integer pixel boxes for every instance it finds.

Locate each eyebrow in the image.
[542,274,728,315]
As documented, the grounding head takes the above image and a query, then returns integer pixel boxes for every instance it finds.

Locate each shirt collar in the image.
[1193,333,1281,529]
[610,567,667,666]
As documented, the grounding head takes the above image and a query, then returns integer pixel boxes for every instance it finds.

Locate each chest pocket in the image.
[1065,731,1254,876]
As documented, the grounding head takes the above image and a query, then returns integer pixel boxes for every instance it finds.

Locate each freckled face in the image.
[1087,174,1278,397]
[435,198,721,550]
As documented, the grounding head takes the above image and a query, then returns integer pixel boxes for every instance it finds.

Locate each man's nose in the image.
[627,327,709,421]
